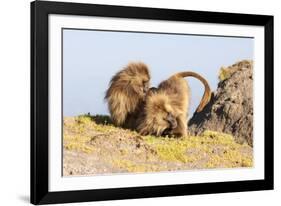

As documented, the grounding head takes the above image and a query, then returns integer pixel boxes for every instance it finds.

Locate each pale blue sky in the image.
[63,29,253,117]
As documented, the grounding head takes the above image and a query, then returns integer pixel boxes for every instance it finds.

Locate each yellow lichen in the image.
[112,159,165,173]
[64,115,253,172]
[64,141,94,154]
[219,67,232,81]
[142,130,253,168]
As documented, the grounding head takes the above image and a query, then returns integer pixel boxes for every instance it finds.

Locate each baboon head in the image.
[107,62,150,100]
[122,62,150,99]
[137,93,178,136]
[105,62,151,126]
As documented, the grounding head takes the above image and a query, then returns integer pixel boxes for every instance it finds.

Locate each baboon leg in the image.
[173,114,188,137]
[110,102,127,126]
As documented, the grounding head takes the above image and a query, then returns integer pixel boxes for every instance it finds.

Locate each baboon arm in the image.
[172,114,188,137]
[110,103,128,126]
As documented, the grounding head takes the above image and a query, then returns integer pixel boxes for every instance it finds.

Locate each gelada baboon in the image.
[137,71,211,137]
[105,62,150,128]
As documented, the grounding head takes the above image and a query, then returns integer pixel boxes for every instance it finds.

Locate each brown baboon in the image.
[137,71,211,137]
[105,62,150,128]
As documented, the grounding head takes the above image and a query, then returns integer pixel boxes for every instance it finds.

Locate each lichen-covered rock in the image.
[188,60,253,146]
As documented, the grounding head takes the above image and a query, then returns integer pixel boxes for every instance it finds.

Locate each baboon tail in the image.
[174,71,212,112]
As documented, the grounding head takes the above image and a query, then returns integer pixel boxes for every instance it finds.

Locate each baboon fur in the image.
[105,62,150,128]
[137,71,211,137]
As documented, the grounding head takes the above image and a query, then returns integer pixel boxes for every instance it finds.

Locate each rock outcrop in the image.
[188,60,253,146]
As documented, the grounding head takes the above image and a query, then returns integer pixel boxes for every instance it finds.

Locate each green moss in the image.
[77,113,112,125]
[91,114,112,125]
[65,142,94,154]
[142,130,253,167]
[219,66,233,81]
[76,115,92,124]
[92,124,116,132]
[64,116,253,171]
[64,134,94,154]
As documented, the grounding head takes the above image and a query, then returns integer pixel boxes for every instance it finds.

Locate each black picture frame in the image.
[31,0,274,204]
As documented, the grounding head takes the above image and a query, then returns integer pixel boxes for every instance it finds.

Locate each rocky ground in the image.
[63,115,252,176]
[189,60,253,146]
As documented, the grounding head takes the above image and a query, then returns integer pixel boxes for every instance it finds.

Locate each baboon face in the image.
[121,62,150,99]
[161,112,178,136]
[151,110,177,135]
[131,75,150,97]
[140,94,178,136]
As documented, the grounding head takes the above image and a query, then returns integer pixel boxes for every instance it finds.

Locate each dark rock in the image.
[188,60,253,146]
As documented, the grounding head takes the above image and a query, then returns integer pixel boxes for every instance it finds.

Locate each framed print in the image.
[31,0,274,204]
